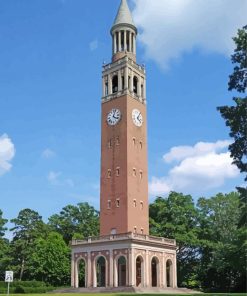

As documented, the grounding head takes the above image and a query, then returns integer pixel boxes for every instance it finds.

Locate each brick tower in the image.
[71,0,177,290]
[100,0,148,236]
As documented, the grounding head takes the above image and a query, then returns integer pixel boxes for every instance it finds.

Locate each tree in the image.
[217,25,247,181]
[49,202,99,244]
[0,210,9,280]
[0,210,7,237]
[217,27,247,292]
[9,209,48,280]
[0,239,9,281]
[29,232,70,286]
[197,192,244,292]
[149,192,200,288]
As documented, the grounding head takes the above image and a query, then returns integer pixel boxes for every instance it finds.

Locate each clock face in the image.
[107,108,121,126]
[132,109,143,127]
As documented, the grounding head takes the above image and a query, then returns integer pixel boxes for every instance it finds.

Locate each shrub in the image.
[0,281,54,294]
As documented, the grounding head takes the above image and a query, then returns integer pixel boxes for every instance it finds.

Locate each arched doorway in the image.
[151,257,159,287]
[77,258,86,288]
[117,256,127,286]
[136,256,143,287]
[96,256,106,287]
[166,259,173,287]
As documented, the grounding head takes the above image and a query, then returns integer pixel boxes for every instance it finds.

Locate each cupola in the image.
[111,0,137,62]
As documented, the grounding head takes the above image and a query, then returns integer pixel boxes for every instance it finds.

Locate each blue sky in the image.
[0,0,246,233]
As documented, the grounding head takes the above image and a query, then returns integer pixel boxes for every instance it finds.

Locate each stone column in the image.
[118,31,121,52]
[145,250,149,287]
[163,255,166,288]
[93,257,97,288]
[143,77,146,99]
[75,260,79,288]
[113,256,118,287]
[128,249,135,286]
[133,34,136,54]
[138,76,142,97]
[158,259,161,287]
[108,74,112,95]
[124,66,128,90]
[118,70,122,92]
[173,256,177,288]
[130,69,133,92]
[87,252,91,288]
[71,255,75,287]
[109,250,114,287]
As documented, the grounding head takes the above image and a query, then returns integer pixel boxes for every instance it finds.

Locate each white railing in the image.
[71,232,176,246]
[102,56,145,74]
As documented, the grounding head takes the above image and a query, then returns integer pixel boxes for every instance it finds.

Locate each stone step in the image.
[52,286,202,294]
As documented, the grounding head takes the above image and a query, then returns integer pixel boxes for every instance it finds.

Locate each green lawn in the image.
[0,293,247,296]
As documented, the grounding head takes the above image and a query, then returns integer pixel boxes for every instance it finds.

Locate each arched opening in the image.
[126,31,130,51]
[151,257,159,287]
[136,256,143,287]
[121,31,124,51]
[122,76,125,90]
[133,76,138,94]
[166,259,173,287]
[77,258,86,288]
[96,256,106,287]
[117,256,127,287]
[112,75,118,93]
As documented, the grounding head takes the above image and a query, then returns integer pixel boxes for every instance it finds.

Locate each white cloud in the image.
[0,134,15,177]
[47,171,61,185]
[149,140,240,195]
[132,0,247,68]
[89,39,98,51]
[47,171,75,188]
[42,148,56,159]
[163,140,231,163]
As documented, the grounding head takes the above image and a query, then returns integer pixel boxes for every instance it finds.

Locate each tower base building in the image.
[71,233,177,289]
[71,0,177,290]
[71,232,177,288]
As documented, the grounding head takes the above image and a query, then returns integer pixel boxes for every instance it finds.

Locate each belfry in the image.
[71,0,177,290]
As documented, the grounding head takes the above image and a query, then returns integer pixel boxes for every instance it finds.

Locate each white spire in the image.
[112,0,137,32]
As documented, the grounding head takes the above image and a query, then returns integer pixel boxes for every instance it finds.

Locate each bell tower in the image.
[71,1,177,290]
[100,0,149,236]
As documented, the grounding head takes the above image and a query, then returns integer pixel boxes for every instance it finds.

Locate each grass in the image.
[0,293,247,296]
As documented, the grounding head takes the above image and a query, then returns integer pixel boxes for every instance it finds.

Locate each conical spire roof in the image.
[112,0,137,32]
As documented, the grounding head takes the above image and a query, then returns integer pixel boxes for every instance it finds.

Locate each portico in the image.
[71,233,177,288]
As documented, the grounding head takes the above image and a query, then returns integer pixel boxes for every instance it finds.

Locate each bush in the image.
[0,281,54,294]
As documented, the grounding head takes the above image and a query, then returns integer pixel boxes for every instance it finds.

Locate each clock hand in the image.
[113,111,119,119]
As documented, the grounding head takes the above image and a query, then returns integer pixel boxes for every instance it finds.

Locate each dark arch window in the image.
[78,258,86,287]
[151,257,159,287]
[133,76,138,94]
[117,256,127,286]
[166,259,173,287]
[112,75,118,93]
[96,256,106,287]
[136,256,143,287]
